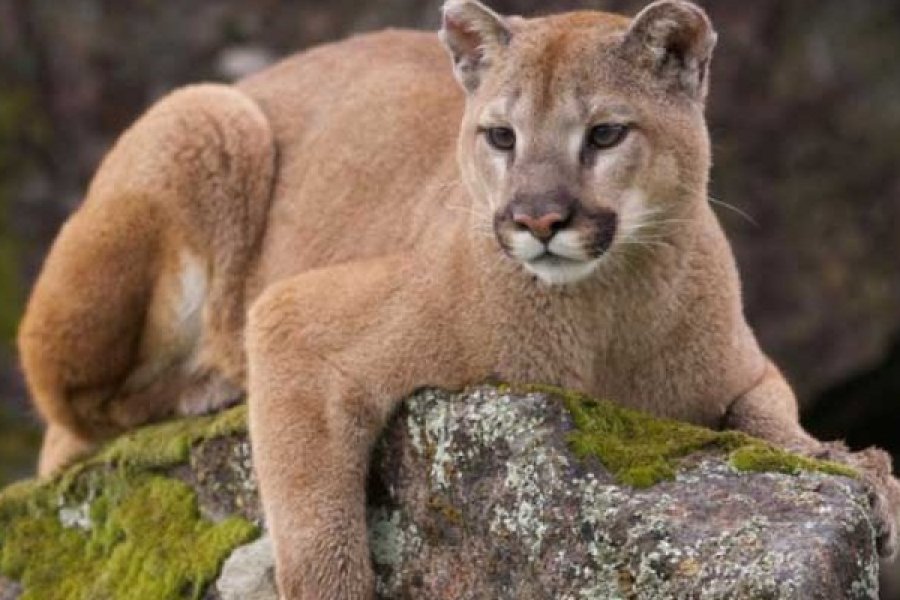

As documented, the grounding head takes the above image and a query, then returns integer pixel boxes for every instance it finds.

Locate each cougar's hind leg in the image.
[159,84,277,414]
[18,84,276,475]
[102,84,276,422]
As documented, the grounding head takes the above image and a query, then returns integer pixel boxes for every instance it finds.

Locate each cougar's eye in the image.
[587,124,629,149]
[485,127,516,151]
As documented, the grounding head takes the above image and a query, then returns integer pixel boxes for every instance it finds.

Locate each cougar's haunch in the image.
[18,84,275,470]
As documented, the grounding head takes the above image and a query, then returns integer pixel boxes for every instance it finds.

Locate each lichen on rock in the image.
[366,386,878,598]
[0,386,882,599]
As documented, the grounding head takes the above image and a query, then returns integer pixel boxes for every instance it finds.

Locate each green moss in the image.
[0,476,256,600]
[522,384,857,488]
[69,404,247,481]
[0,405,256,598]
[730,445,856,478]
[0,479,47,528]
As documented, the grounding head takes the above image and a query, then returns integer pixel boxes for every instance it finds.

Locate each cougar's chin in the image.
[522,254,601,285]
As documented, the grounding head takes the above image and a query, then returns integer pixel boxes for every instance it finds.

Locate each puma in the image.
[16,0,899,597]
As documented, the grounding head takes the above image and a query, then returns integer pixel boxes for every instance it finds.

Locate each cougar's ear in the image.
[439,0,512,93]
[621,0,717,101]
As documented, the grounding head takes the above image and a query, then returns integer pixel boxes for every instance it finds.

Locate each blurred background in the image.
[0,0,898,588]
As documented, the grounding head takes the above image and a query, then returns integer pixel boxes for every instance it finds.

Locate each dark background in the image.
[0,0,898,567]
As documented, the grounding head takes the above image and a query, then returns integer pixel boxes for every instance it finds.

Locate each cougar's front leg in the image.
[246,256,481,599]
[249,351,378,599]
[724,361,900,558]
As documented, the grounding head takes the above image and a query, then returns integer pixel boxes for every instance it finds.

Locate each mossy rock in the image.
[548,384,856,486]
[0,407,258,600]
[0,386,880,599]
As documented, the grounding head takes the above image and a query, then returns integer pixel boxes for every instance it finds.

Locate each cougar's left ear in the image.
[439,0,513,94]
[621,0,717,101]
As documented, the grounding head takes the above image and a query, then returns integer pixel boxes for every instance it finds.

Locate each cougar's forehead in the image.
[476,13,638,159]
[496,13,632,112]
[471,16,643,158]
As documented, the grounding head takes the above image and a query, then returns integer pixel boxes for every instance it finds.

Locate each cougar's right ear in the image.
[439,0,512,93]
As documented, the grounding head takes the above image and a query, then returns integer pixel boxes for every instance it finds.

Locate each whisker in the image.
[630,218,696,233]
[625,206,665,217]
[637,218,696,226]
[616,239,674,249]
[708,196,758,227]
[444,204,491,221]
[629,227,683,235]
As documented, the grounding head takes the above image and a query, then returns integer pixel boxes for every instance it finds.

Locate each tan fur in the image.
[18,84,275,467]
[17,1,899,597]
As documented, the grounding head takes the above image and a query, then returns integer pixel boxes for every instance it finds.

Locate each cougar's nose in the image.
[511,206,572,242]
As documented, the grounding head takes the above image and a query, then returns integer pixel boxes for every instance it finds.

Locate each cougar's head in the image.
[440,0,716,285]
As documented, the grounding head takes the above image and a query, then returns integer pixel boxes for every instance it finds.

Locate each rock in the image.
[215,535,277,600]
[0,577,22,600]
[368,387,878,599]
[0,385,882,599]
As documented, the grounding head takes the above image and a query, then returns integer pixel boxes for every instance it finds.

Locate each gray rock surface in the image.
[0,577,21,600]
[202,387,880,599]
[364,388,878,599]
[215,535,277,600]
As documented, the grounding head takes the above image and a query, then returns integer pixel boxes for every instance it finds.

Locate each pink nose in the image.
[512,212,566,241]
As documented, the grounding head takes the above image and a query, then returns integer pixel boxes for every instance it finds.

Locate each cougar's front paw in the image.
[275,552,376,600]
[855,447,900,559]
[819,443,899,558]
[271,512,376,600]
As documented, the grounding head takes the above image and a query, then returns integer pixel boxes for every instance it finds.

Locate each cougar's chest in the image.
[491,291,604,393]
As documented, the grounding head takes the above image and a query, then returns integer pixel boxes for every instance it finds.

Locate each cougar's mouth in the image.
[522,251,601,285]
[529,252,584,267]
[493,225,608,285]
